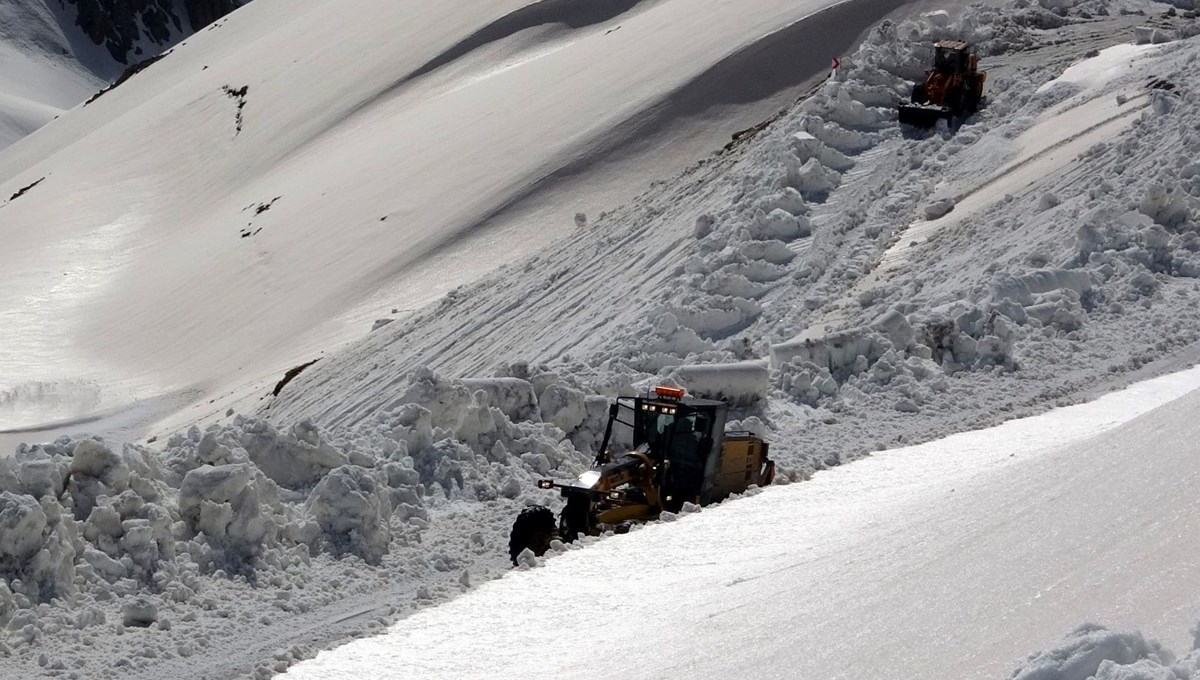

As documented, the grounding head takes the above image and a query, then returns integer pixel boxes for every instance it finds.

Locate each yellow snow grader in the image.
[899,40,986,127]
[509,386,775,564]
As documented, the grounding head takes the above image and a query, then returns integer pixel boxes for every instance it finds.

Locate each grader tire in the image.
[509,505,557,566]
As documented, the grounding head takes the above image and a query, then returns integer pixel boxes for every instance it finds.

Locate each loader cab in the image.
[933,41,971,74]
[607,387,728,512]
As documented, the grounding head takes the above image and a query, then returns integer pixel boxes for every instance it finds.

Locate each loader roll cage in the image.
[932,40,974,73]
[933,46,965,73]
[589,392,729,509]
[515,388,774,562]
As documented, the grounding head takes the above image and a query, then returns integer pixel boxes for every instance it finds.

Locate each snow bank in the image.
[1010,622,1200,680]
[0,366,604,673]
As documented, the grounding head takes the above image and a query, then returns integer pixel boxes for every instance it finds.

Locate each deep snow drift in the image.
[286,366,1200,680]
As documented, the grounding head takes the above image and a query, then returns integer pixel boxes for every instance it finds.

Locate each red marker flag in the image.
[832,56,841,71]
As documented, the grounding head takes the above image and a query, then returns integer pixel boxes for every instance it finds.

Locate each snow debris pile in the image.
[1010,622,1200,679]
[558,5,1055,428]
[0,366,615,675]
[751,7,1200,447]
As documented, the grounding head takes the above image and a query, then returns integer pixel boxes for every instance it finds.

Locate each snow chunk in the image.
[924,198,956,221]
[68,439,131,519]
[0,492,76,603]
[790,131,854,172]
[539,384,587,432]
[461,378,540,423]
[668,361,769,406]
[179,464,281,572]
[305,466,392,565]
[1021,269,1094,296]
[1038,192,1061,212]
[770,328,888,377]
[872,309,915,351]
[121,597,158,627]
[787,157,842,199]
[922,10,950,26]
[1011,623,1175,680]
[751,208,811,241]
[239,420,348,490]
[1139,186,1192,228]
[1133,26,1175,45]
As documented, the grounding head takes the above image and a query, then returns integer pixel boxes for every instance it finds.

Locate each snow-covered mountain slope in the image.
[288,365,1200,680]
[6,2,1200,679]
[0,0,244,151]
[266,4,1198,462]
[0,0,921,436]
[0,1,105,149]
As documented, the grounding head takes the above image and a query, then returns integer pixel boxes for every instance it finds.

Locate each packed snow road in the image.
[289,366,1200,679]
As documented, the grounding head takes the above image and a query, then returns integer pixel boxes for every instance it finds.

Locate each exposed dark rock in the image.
[272,359,320,397]
[7,177,46,202]
[84,51,166,105]
[62,0,247,66]
[185,0,242,30]
[222,85,249,134]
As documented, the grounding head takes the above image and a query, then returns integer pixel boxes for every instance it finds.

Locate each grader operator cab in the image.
[899,40,986,127]
[508,386,775,564]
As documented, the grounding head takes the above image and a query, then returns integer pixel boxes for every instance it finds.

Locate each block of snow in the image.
[538,384,587,433]
[461,378,540,423]
[770,328,888,377]
[871,309,915,351]
[16,459,64,500]
[751,209,810,242]
[0,492,76,603]
[787,157,841,199]
[668,361,770,406]
[0,492,48,570]
[238,419,348,490]
[757,187,809,216]
[305,466,392,565]
[68,439,131,519]
[924,199,955,221]
[1037,193,1061,212]
[1019,268,1094,296]
[1134,26,1175,45]
[121,597,158,627]
[990,274,1036,306]
[922,10,951,26]
[179,464,279,571]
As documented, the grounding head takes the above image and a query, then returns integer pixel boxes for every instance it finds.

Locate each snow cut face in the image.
[1035,42,1163,95]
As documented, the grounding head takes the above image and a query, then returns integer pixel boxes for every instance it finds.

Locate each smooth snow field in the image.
[289,366,1200,680]
[0,0,916,436]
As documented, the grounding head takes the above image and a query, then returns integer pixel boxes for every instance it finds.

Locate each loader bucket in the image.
[898,104,950,128]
